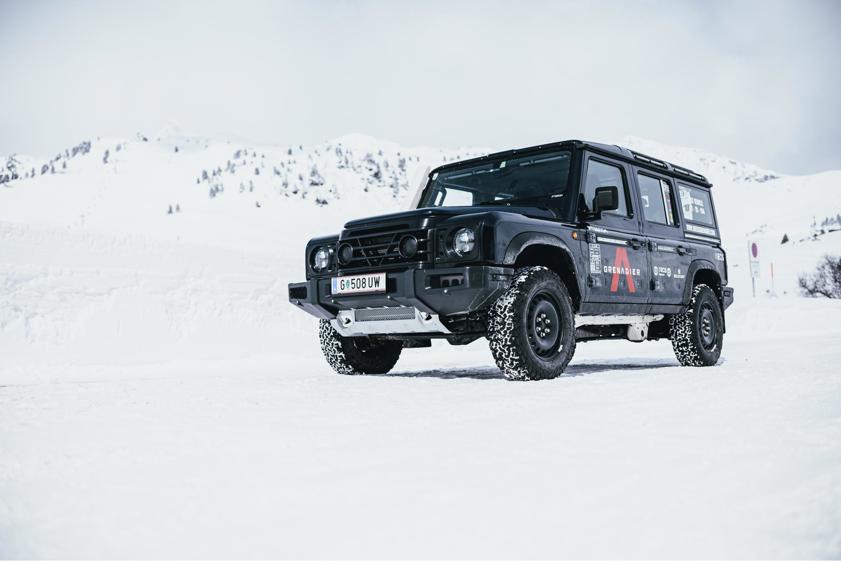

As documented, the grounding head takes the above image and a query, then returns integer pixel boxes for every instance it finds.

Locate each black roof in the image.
[430,139,711,187]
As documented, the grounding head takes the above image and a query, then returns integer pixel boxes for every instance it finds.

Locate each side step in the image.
[575,314,664,342]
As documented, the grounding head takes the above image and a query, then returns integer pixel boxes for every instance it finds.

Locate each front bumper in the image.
[288,266,513,325]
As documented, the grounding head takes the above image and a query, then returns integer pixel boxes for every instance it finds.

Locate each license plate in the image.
[331,272,387,295]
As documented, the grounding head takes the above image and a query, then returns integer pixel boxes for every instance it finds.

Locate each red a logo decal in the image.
[610,247,636,293]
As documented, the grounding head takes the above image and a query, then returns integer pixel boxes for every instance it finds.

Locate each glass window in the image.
[678,184,715,226]
[584,160,628,217]
[420,150,573,210]
[435,187,473,207]
[638,173,676,226]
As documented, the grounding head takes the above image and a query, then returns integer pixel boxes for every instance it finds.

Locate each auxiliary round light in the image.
[398,235,419,258]
[337,243,354,265]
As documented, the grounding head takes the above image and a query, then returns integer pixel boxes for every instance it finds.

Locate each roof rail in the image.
[630,150,668,169]
[630,149,709,184]
[671,164,708,183]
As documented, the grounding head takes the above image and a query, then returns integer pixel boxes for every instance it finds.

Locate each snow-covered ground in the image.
[1,133,841,558]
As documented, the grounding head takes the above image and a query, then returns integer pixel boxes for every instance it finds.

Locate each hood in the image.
[343,205,557,230]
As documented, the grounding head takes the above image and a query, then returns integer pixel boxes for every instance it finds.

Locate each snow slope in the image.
[1,133,841,558]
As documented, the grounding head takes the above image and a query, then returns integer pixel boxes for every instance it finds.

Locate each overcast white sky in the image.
[1,0,839,174]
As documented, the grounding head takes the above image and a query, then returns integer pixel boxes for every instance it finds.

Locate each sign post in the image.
[749,241,760,297]
[770,261,775,295]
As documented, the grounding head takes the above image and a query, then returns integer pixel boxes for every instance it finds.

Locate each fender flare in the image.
[502,232,584,299]
[682,259,721,304]
[502,231,575,265]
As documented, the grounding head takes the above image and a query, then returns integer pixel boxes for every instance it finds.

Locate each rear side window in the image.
[638,173,677,226]
[678,184,715,226]
[584,159,629,217]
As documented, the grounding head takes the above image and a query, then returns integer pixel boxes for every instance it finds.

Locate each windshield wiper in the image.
[476,194,562,207]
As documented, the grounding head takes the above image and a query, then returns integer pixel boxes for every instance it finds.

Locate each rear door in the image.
[633,169,692,306]
[676,181,724,275]
[581,155,650,307]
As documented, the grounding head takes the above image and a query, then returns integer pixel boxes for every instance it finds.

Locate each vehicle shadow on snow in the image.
[384,359,677,381]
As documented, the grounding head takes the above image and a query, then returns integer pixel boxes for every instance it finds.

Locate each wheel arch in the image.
[685,259,726,331]
[502,233,582,311]
[684,260,722,302]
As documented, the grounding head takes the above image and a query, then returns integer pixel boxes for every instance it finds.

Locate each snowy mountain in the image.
[2,131,839,289]
[2,131,485,221]
[623,136,784,185]
[5,132,839,234]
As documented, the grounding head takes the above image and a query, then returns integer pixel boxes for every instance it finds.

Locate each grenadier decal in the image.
[605,247,641,293]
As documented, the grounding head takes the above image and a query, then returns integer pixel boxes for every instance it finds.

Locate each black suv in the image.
[288,140,734,380]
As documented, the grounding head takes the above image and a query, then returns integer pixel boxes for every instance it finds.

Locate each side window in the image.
[638,173,677,226]
[678,184,715,226]
[584,159,628,217]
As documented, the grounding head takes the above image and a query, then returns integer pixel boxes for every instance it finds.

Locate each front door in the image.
[581,156,649,307]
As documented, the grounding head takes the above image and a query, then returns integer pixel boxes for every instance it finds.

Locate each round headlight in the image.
[452,227,475,256]
[312,246,332,271]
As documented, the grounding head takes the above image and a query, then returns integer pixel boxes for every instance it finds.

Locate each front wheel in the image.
[487,267,576,381]
[669,284,724,366]
[318,320,403,375]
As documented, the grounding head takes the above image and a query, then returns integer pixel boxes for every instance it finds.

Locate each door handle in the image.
[628,238,644,250]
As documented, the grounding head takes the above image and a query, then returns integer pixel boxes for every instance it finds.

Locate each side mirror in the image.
[592,186,619,216]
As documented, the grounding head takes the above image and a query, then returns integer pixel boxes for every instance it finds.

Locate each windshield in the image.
[419,150,573,210]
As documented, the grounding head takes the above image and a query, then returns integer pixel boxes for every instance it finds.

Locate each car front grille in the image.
[339,226,431,270]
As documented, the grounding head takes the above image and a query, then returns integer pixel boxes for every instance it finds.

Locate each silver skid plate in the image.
[331,307,450,336]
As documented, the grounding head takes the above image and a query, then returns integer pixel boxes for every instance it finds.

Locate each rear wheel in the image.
[669,284,724,366]
[318,320,403,375]
[487,266,576,381]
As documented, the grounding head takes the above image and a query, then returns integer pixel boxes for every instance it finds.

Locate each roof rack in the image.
[430,140,711,186]
[629,150,668,169]
[671,164,708,183]
[630,149,709,184]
